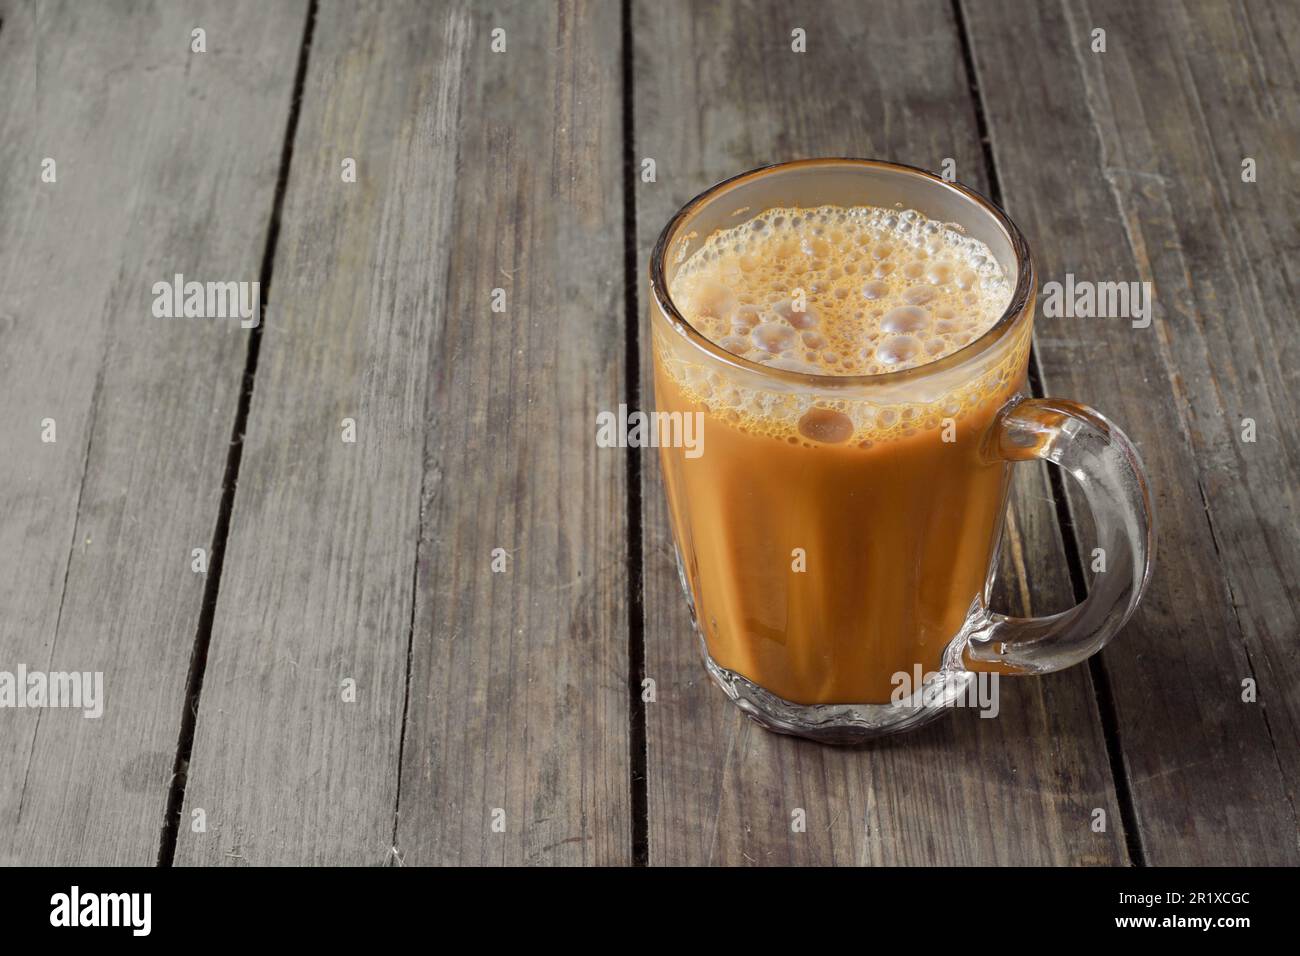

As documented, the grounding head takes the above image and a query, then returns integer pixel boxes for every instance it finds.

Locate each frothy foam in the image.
[658,204,1029,446]
[669,204,1013,376]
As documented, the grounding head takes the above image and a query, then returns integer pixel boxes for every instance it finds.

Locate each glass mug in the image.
[650,159,1155,742]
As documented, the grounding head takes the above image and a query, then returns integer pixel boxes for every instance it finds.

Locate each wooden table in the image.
[1,0,1296,866]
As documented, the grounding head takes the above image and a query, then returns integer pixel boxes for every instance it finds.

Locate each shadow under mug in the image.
[649,159,1155,743]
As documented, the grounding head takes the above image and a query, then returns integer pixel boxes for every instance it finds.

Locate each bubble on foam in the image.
[798,407,854,443]
[881,306,931,335]
[902,284,938,306]
[752,322,797,353]
[861,279,889,300]
[927,263,953,285]
[775,298,818,329]
[696,280,735,320]
[876,335,922,365]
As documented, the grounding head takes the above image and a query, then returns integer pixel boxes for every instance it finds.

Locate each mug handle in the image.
[963,397,1156,674]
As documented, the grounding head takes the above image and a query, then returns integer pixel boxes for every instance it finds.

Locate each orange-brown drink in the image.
[650,161,1154,741]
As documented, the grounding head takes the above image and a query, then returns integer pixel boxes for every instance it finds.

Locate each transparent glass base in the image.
[698,633,973,743]
[678,548,979,743]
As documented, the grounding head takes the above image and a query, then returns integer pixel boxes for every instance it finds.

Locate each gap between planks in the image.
[951,0,1145,866]
[621,0,651,868]
[155,0,321,868]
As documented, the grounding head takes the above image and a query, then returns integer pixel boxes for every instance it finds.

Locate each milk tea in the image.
[654,204,1029,705]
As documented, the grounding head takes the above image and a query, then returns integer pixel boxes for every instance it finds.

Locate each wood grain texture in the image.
[633,0,1125,865]
[392,0,630,866]
[0,0,306,865]
[173,0,469,866]
[0,0,306,868]
[963,0,1299,863]
[177,0,630,865]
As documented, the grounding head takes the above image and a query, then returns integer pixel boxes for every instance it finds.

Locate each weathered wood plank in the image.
[177,0,630,865]
[634,0,1125,865]
[0,0,307,864]
[173,0,467,866]
[963,0,1299,863]
[392,0,630,866]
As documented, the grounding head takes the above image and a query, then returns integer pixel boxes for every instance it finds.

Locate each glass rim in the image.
[648,158,1035,389]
